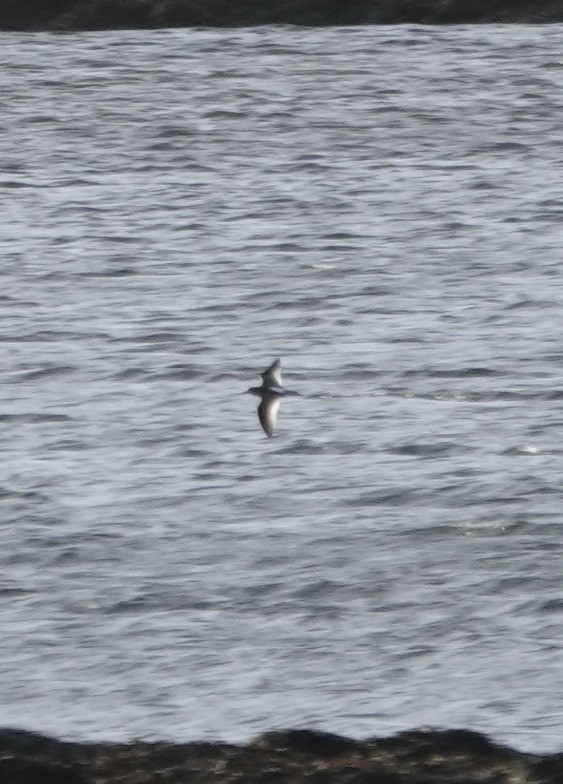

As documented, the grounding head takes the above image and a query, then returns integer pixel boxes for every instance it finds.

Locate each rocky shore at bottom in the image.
[2,0,563,31]
[0,726,562,784]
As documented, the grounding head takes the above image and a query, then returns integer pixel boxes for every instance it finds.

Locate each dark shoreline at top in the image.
[1,726,563,784]
[2,0,563,32]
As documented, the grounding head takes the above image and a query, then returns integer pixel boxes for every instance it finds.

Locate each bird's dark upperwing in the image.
[257,395,281,437]
[261,358,282,388]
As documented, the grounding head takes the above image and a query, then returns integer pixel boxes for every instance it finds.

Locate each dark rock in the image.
[2,0,563,31]
[0,726,561,784]
[529,752,563,782]
[0,758,85,784]
[0,728,94,784]
[372,727,517,759]
[253,729,361,758]
[53,0,155,31]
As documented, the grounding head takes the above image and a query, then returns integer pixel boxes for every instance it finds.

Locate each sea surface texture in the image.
[0,24,562,751]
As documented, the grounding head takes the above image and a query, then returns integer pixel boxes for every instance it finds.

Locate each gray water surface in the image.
[0,24,562,750]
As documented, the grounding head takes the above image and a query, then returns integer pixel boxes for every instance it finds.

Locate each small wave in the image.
[347,489,416,507]
[75,267,137,278]
[277,439,327,455]
[0,413,73,423]
[384,441,458,458]
[501,445,541,456]
[404,366,499,379]
[18,365,76,381]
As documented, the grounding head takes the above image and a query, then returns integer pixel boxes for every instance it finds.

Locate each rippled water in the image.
[1,24,562,751]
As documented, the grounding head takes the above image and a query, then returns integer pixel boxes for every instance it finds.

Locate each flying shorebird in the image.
[246,358,299,437]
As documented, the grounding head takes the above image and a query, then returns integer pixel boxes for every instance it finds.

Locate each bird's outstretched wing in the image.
[261,358,282,388]
[257,395,280,437]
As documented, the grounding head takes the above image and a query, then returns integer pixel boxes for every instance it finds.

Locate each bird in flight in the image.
[247,358,298,437]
